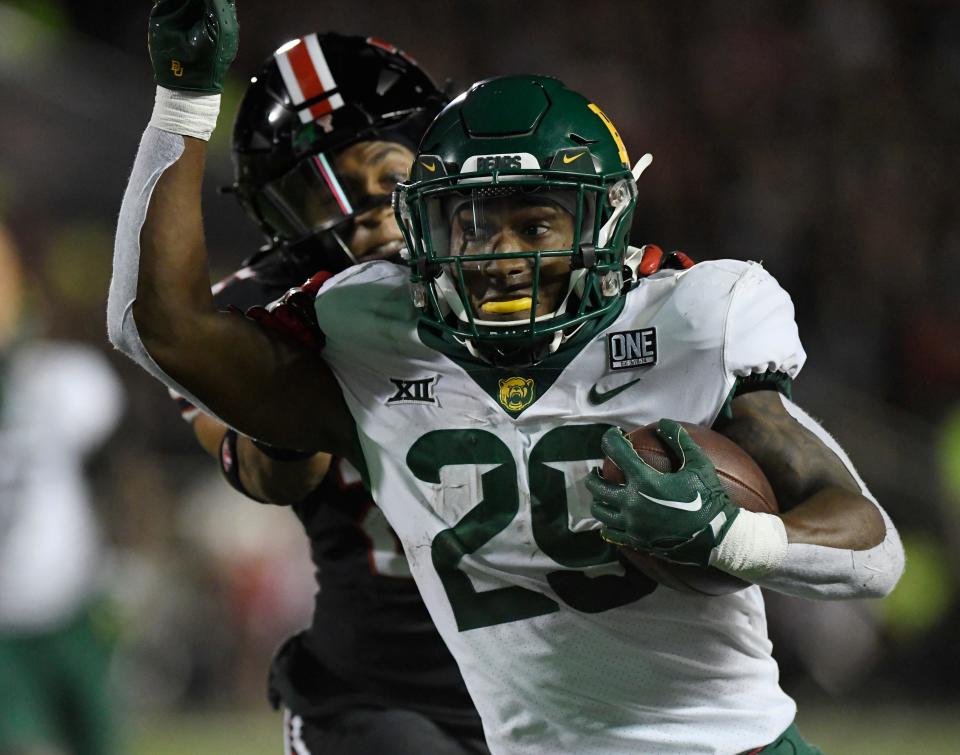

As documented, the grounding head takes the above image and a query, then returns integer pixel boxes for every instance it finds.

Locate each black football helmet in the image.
[232,33,447,271]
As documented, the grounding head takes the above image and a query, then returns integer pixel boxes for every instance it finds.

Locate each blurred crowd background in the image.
[1,0,959,751]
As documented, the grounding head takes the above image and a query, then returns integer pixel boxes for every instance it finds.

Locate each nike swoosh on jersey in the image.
[640,491,703,512]
[587,377,642,405]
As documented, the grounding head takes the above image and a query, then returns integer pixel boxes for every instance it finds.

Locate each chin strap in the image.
[277,227,357,273]
[326,228,359,266]
[631,153,653,182]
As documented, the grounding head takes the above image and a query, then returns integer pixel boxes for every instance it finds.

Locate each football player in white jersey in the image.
[109,2,904,753]
[1,225,125,755]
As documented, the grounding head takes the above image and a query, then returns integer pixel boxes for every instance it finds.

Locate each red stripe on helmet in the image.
[287,39,329,110]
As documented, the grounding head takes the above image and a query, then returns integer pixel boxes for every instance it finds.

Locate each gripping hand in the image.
[149,0,239,93]
[585,419,740,567]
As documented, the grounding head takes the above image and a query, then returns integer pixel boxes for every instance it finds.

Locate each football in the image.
[602,422,779,596]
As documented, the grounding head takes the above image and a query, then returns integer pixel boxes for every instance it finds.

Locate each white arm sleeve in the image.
[106,125,217,417]
[750,396,905,600]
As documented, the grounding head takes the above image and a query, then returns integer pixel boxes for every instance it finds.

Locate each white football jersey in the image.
[314,259,805,755]
[0,342,123,628]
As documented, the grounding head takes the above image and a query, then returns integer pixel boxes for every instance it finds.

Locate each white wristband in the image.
[149,86,222,141]
[709,510,789,577]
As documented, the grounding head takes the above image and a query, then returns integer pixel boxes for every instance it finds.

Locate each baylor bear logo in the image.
[498,377,535,412]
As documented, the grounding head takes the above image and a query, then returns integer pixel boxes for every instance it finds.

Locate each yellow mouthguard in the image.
[481,297,533,315]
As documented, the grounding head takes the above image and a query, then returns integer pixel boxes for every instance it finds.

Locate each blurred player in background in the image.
[170,32,491,755]
[109,2,905,752]
[0,224,124,755]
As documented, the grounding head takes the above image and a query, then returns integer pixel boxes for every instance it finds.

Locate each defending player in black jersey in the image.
[177,33,489,754]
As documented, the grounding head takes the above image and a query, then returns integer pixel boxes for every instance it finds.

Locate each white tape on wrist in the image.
[149,86,221,141]
[709,510,789,577]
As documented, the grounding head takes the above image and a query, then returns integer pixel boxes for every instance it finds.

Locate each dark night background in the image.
[1,1,958,751]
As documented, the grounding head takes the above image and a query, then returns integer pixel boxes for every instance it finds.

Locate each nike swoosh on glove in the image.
[585,419,740,567]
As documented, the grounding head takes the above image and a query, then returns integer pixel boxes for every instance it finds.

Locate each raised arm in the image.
[108,0,358,461]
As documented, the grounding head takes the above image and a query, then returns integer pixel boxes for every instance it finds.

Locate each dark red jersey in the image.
[212,252,483,739]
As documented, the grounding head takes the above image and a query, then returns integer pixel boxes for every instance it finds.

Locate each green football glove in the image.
[585,419,741,567]
[148,0,239,93]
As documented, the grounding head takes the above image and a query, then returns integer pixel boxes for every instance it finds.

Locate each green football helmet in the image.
[394,74,649,366]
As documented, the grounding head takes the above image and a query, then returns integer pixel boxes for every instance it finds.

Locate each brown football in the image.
[602,422,779,596]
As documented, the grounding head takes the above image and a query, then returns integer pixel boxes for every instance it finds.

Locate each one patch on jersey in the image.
[607,328,657,370]
[387,376,439,405]
[498,376,535,412]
